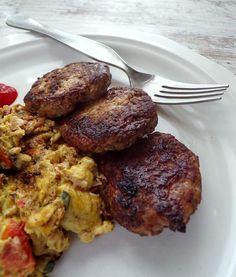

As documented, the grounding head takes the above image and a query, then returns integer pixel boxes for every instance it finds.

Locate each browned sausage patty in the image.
[60,86,158,153]
[99,132,201,236]
[24,62,111,118]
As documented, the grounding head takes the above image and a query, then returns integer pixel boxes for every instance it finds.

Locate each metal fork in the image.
[6,15,229,104]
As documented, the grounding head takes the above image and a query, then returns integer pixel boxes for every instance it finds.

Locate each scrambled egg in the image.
[0,104,57,170]
[0,105,113,277]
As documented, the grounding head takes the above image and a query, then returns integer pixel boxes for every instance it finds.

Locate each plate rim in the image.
[1,29,236,89]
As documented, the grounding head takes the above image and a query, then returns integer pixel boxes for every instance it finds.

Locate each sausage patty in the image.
[60,86,158,153]
[99,132,202,236]
[24,62,111,118]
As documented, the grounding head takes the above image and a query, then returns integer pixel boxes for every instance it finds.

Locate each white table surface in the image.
[0,0,235,74]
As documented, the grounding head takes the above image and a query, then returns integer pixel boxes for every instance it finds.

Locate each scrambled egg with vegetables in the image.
[0,105,113,276]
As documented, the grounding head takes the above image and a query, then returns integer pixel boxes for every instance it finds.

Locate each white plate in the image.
[1,29,236,277]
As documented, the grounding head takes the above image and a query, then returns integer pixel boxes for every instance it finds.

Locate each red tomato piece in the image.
[0,83,18,107]
[0,219,35,277]
[16,199,26,208]
[0,150,13,169]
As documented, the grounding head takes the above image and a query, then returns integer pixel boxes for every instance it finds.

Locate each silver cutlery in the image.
[6,15,229,104]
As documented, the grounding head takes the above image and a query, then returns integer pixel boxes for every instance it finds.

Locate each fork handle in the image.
[6,15,131,81]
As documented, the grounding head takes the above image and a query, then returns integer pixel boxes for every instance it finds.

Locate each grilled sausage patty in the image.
[60,86,158,153]
[24,62,111,118]
[100,132,202,236]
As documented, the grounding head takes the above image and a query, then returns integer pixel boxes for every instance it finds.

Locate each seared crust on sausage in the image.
[99,132,201,236]
[24,62,111,118]
[60,86,158,153]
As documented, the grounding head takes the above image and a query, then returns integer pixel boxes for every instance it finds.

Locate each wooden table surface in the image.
[0,0,235,74]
